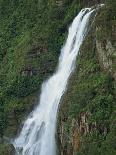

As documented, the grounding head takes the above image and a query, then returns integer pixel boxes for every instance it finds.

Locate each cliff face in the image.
[57,3,116,155]
[0,0,115,155]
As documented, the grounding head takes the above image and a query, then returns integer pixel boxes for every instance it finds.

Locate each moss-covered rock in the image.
[0,144,15,155]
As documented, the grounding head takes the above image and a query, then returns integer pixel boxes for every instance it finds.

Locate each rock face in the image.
[96,40,116,72]
[96,39,116,80]
[58,112,94,155]
[0,1,115,155]
[71,112,91,154]
[21,67,38,76]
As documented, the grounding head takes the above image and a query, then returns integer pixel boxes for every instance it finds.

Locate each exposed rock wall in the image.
[96,40,116,79]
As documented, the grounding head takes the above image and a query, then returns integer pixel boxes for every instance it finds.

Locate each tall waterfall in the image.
[13,8,94,155]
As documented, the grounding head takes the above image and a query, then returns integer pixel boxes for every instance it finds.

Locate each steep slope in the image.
[0,0,115,155]
[57,2,116,155]
[0,0,85,154]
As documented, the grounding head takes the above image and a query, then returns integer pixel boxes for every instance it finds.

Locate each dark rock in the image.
[21,67,38,76]
[27,46,48,59]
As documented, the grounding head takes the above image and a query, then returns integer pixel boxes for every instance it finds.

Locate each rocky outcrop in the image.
[96,40,115,71]
[21,67,38,76]
[58,112,94,155]
[96,39,116,80]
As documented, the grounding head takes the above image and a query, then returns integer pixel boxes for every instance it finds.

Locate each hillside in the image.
[0,0,115,155]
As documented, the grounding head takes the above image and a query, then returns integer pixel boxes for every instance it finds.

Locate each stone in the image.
[96,40,115,72]
[21,67,38,76]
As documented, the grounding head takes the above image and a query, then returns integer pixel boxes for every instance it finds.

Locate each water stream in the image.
[13,8,95,155]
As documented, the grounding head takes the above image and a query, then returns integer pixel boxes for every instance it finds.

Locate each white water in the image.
[13,8,94,155]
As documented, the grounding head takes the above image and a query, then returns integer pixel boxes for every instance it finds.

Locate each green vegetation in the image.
[58,2,116,155]
[0,0,65,138]
[0,0,85,154]
[0,0,115,154]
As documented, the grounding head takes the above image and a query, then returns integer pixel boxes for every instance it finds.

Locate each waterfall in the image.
[13,8,95,155]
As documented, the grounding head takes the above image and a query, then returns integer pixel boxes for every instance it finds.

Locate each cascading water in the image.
[13,8,95,155]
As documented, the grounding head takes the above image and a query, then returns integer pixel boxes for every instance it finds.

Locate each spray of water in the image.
[13,8,95,155]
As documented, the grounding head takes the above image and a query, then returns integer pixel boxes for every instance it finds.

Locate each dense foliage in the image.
[0,0,115,154]
[58,1,116,155]
[0,1,84,154]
